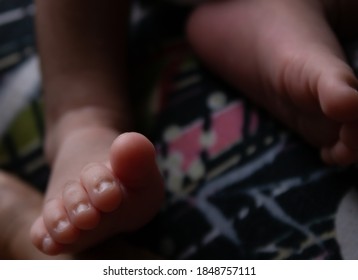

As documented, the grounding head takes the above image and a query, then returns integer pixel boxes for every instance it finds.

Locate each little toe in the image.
[339,123,358,151]
[62,181,101,230]
[80,163,123,213]
[43,198,80,244]
[321,123,358,165]
[321,141,357,166]
[30,217,64,255]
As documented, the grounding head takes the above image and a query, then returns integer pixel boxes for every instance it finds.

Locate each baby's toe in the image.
[62,181,101,230]
[43,198,80,244]
[339,123,358,152]
[30,217,63,255]
[317,66,358,122]
[323,123,358,165]
[80,163,123,213]
[321,142,356,166]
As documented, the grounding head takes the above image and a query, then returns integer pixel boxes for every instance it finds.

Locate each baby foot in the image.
[187,0,358,165]
[0,171,68,259]
[30,132,164,255]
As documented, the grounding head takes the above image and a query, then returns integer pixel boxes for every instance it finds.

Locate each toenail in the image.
[73,203,91,215]
[42,234,53,252]
[94,181,116,194]
[54,219,70,233]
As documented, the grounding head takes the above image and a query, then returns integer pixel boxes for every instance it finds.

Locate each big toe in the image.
[109,132,164,231]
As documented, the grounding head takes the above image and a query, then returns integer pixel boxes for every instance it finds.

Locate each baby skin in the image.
[28,0,164,257]
[27,0,358,257]
[187,0,358,165]
[30,130,164,255]
[0,172,69,259]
